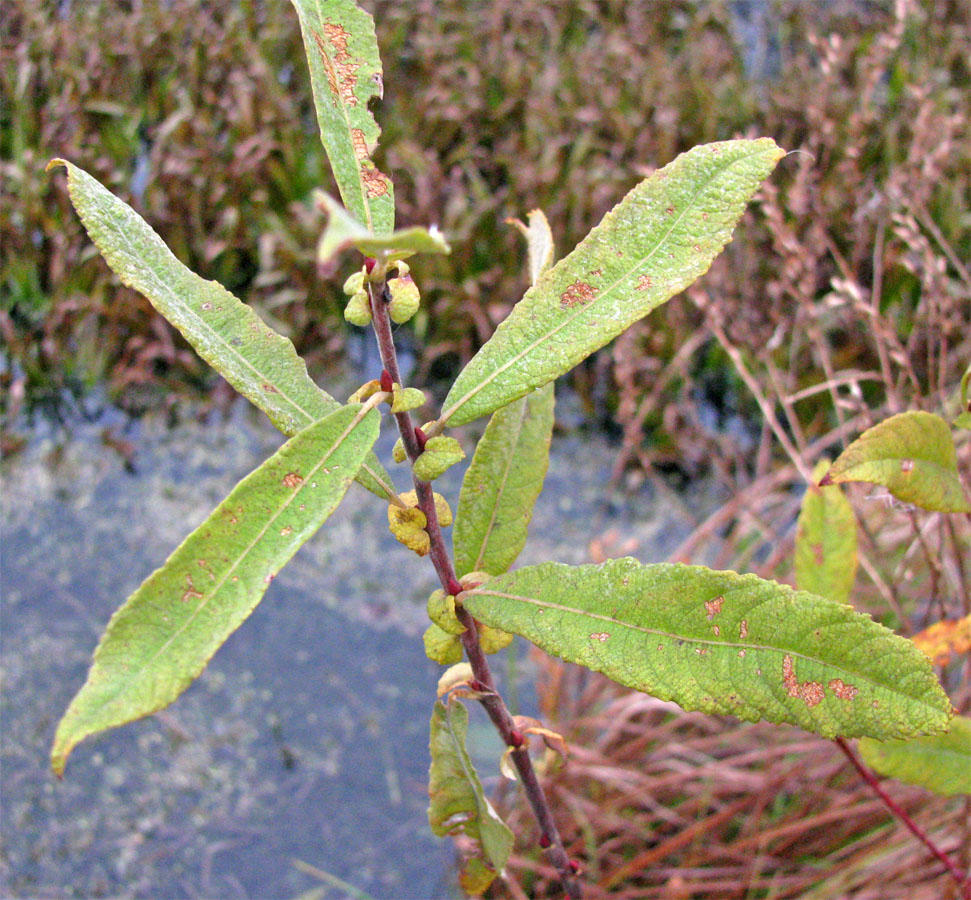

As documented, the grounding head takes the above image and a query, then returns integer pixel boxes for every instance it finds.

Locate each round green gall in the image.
[344,290,372,327]
[388,275,420,324]
[342,269,365,295]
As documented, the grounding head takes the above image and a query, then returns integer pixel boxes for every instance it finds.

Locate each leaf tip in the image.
[46,157,68,174]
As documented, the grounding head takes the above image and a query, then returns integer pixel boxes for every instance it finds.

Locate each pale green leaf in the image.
[462,560,951,740]
[509,209,555,285]
[290,0,394,234]
[794,459,857,605]
[859,716,971,797]
[454,383,555,578]
[52,404,381,775]
[314,192,449,264]
[441,139,784,425]
[428,696,514,893]
[822,411,970,513]
[50,159,395,500]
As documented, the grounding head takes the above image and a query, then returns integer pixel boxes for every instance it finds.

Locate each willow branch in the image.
[368,279,582,899]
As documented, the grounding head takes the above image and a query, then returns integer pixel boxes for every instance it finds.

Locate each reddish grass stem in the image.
[369,280,582,899]
[834,737,970,897]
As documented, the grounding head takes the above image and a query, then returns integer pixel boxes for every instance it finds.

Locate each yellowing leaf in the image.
[441,139,784,426]
[428,696,514,894]
[794,459,857,604]
[463,559,952,740]
[52,404,380,775]
[822,411,970,513]
[859,716,971,797]
[910,615,971,666]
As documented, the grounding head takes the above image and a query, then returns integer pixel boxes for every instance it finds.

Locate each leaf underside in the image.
[453,383,555,578]
[52,404,380,775]
[442,138,785,426]
[823,411,970,513]
[51,159,395,500]
[859,716,971,797]
[428,697,514,894]
[291,0,394,234]
[794,460,858,605]
[463,560,951,740]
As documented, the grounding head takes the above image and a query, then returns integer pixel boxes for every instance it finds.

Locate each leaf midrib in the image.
[468,588,935,709]
[443,145,767,422]
[309,0,374,232]
[90,408,371,718]
[76,168,393,498]
[471,400,529,573]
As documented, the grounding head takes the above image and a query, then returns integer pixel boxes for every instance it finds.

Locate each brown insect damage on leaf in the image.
[782,654,824,707]
[361,163,390,198]
[829,679,858,700]
[589,632,610,642]
[704,595,724,619]
[282,473,303,488]
[312,24,361,108]
[636,274,653,291]
[560,280,596,308]
[739,619,748,638]
[350,128,370,161]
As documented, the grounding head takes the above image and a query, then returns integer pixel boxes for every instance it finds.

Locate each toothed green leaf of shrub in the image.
[859,716,971,796]
[52,404,381,776]
[49,159,395,501]
[290,0,394,234]
[794,459,857,605]
[822,411,970,513]
[454,384,555,578]
[462,560,951,740]
[441,139,784,426]
[428,695,514,894]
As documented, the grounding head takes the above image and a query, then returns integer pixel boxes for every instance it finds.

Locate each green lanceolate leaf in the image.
[49,159,395,500]
[794,460,858,605]
[454,383,555,578]
[428,695,514,894]
[441,139,785,426]
[859,716,971,797]
[290,0,394,234]
[315,192,449,263]
[462,560,952,740]
[51,404,380,776]
[821,411,970,513]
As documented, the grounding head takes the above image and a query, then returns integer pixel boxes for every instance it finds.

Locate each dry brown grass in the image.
[491,654,968,900]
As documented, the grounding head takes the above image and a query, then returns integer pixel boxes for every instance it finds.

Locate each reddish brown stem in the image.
[835,737,970,896]
[369,280,582,899]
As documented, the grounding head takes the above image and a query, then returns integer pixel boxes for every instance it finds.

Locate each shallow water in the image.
[1,394,701,899]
